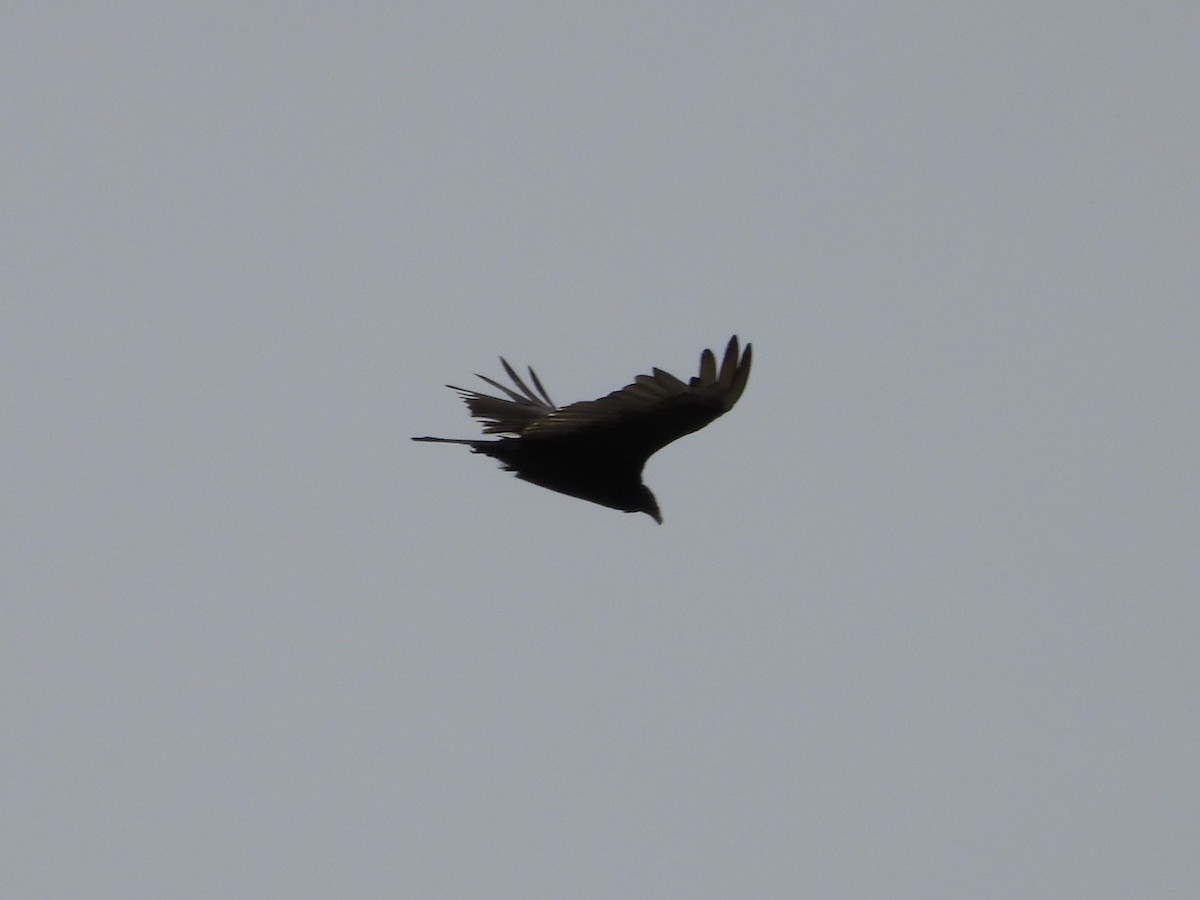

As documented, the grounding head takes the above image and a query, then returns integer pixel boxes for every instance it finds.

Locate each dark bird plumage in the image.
[413,337,752,523]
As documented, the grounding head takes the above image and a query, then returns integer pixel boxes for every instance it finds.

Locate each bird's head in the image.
[631,485,662,525]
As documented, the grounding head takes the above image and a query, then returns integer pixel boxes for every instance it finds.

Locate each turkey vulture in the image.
[413,336,752,523]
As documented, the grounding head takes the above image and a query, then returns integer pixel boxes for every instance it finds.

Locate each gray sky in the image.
[5,4,1197,898]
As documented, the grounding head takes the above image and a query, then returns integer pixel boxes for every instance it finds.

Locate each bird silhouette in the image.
[413,336,752,523]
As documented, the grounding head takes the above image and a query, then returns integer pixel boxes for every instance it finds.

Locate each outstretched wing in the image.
[526,336,752,458]
[448,357,557,435]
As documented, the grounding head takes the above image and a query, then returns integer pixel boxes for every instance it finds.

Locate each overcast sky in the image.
[5,4,1198,898]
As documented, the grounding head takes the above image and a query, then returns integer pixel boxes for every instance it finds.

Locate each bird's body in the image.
[413,337,752,523]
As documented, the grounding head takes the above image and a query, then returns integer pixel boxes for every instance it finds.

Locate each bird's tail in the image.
[412,436,480,445]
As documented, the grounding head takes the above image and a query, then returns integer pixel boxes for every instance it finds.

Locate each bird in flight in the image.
[413,336,752,523]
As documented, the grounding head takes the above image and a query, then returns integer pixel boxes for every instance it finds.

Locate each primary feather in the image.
[413,336,752,523]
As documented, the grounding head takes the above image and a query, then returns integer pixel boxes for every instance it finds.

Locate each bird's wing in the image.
[525,336,752,454]
[449,357,557,435]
